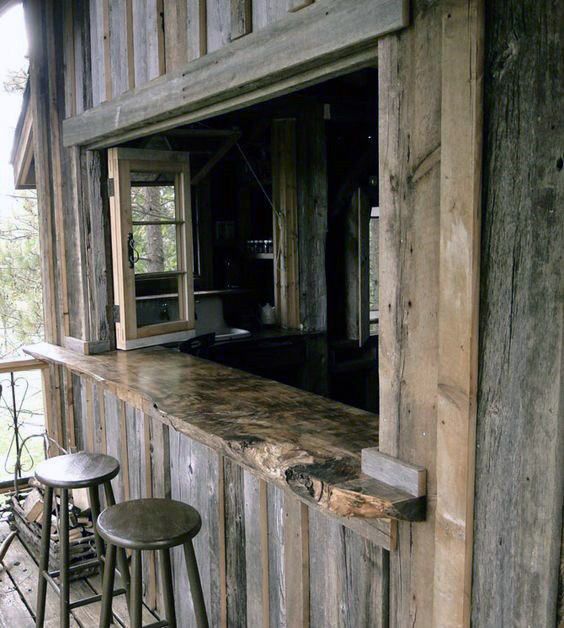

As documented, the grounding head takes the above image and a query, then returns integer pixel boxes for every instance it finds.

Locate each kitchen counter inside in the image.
[25,342,425,525]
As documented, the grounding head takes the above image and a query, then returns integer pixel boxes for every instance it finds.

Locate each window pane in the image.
[135,274,181,327]
[131,180,176,222]
[132,223,178,274]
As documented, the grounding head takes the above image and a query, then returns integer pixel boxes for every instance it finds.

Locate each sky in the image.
[0,4,28,220]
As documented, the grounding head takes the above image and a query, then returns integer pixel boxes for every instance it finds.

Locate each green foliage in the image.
[0,193,43,357]
[131,184,177,274]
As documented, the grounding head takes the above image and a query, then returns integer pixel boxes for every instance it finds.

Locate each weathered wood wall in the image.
[71,374,389,627]
[378,1,442,624]
[472,0,563,626]
[67,0,324,117]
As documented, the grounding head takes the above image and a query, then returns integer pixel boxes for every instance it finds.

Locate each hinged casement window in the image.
[108,148,195,350]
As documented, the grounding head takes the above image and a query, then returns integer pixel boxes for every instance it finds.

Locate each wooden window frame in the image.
[108,147,195,350]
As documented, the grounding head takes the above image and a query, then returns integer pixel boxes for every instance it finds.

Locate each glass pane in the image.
[131,179,176,222]
[132,222,178,274]
[135,274,181,327]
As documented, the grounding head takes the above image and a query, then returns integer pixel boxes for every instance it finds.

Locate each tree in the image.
[0,192,43,358]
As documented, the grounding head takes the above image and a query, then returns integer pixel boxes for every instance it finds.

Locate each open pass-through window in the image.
[108,148,195,350]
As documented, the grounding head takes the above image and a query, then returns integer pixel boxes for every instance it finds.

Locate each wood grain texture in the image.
[187,0,207,61]
[62,0,408,147]
[362,448,426,497]
[170,429,222,627]
[283,494,309,627]
[108,0,130,97]
[163,0,188,71]
[287,0,313,12]
[25,0,62,344]
[206,0,231,52]
[472,0,564,626]
[252,0,286,31]
[309,508,388,627]
[434,1,484,625]
[267,484,286,627]
[89,0,106,106]
[272,119,300,329]
[243,472,268,628]
[25,342,421,530]
[297,104,327,335]
[230,0,251,40]
[378,0,442,623]
[224,458,247,627]
[132,0,165,87]
[103,390,127,503]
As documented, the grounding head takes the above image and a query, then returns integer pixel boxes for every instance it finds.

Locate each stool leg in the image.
[99,542,116,628]
[59,488,70,628]
[35,485,53,628]
[183,540,209,628]
[158,549,177,628]
[130,550,143,628]
[88,485,105,577]
[103,481,131,607]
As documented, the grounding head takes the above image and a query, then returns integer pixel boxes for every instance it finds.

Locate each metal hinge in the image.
[108,178,115,197]
[112,304,120,323]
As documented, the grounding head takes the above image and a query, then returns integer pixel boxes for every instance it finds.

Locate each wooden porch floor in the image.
[0,521,158,627]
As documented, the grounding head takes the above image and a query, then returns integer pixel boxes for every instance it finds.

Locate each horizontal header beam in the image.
[62,0,408,148]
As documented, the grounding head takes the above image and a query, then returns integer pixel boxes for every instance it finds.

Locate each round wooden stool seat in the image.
[35,452,120,488]
[97,498,202,551]
[34,452,129,628]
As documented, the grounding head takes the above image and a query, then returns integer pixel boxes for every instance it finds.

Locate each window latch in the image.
[127,232,139,269]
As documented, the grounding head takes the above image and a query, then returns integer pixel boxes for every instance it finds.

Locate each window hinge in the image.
[108,178,115,197]
[112,304,120,323]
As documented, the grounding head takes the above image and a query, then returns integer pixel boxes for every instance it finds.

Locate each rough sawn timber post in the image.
[378,0,442,625]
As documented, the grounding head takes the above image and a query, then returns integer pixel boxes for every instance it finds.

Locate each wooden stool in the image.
[97,498,209,628]
[34,452,131,628]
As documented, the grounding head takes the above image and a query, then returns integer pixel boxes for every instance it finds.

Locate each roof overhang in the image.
[11,81,35,190]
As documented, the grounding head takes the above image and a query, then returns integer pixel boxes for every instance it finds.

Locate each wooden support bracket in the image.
[361,448,427,498]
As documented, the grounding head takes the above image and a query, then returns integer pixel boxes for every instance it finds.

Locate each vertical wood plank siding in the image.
[71,374,389,625]
[89,0,106,106]
[472,0,563,625]
[252,0,286,31]
[108,0,131,97]
[65,0,318,120]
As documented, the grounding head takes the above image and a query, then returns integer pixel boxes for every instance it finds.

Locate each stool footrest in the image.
[68,588,126,610]
[143,621,169,628]
[42,570,60,596]
[49,557,102,578]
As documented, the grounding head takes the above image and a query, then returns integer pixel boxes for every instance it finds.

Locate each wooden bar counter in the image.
[25,343,424,543]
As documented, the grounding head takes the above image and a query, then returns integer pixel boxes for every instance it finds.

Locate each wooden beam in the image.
[25,0,61,344]
[0,357,47,374]
[377,0,443,623]
[472,1,563,626]
[362,448,427,498]
[62,0,408,147]
[433,1,484,626]
[272,119,300,329]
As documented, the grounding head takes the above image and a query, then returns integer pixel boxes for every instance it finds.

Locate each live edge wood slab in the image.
[25,343,425,527]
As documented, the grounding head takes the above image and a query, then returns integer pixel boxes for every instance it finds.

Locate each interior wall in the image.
[472,0,563,625]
